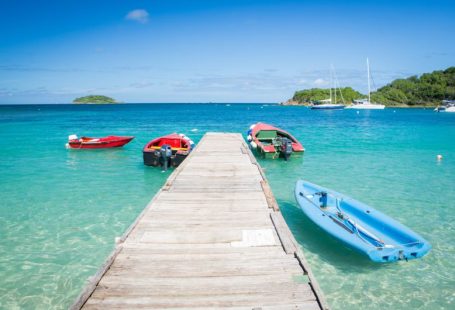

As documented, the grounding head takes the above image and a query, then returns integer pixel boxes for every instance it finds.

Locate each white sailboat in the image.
[346,58,385,110]
[434,100,455,112]
[311,65,345,110]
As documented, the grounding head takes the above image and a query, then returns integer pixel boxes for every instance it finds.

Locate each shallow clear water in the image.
[0,104,454,309]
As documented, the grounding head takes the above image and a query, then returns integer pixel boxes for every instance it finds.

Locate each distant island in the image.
[73,95,118,104]
[284,67,455,107]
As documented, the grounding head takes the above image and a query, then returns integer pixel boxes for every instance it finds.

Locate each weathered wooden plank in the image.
[90,283,315,299]
[74,133,325,310]
[114,251,289,261]
[105,265,303,278]
[148,204,268,212]
[99,273,300,287]
[113,254,299,266]
[262,180,280,211]
[271,212,298,254]
[157,191,267,200]
[139,211,271,221]
[120,243,284,253]
[84,293,316,308]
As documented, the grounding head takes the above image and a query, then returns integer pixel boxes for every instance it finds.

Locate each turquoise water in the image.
[0,104,454,309]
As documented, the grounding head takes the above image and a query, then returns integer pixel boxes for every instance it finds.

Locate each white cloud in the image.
[313,78,326,86]
[125,9,150,24]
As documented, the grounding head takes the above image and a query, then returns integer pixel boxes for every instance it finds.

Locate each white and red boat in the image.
[143,133,195,169]
[66,135,134,149]
[247,123,304,160]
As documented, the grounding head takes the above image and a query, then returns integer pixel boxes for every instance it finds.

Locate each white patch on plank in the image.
[231,229,276,247]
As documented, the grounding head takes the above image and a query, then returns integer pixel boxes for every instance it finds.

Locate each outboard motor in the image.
[280,138,293,161]
[159,144,172,171]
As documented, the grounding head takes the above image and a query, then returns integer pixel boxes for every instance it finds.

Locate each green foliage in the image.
[292,87,364,104]
[371,67,455,106]
[73,95,117,104]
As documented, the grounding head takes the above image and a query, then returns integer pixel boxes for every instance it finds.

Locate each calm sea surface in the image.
[0,104,454,309]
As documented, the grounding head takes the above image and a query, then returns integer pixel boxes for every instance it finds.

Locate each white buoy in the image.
[250,141,257,149]
[437,155,443,161]
[247,135,252,142]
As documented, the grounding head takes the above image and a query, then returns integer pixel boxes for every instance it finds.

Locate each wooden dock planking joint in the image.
[71,133,328,310]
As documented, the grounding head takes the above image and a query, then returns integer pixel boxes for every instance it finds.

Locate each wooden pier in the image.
[72,133,328,310]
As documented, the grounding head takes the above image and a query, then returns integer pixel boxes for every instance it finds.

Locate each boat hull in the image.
[434,106,455,112]
[346,104,385,110]
[67,136,134,149]
[252,145,304,159]
[143,133,194,168]
[311,104,345,110]
[143,150,188,167]
[295,180,431,263]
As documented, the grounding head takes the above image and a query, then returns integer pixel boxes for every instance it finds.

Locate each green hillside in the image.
[371,67,455,106]
[291,87,364,104]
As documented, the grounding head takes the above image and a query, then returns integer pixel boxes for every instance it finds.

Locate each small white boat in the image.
[434,100,455,112]
[346,58,385,110]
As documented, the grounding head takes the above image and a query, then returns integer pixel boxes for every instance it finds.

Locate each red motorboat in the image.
[246,122,304,160]
[143,133,195,169]
[66,134,134,149]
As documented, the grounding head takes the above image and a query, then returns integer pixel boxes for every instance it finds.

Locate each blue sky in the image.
[0,0,454,103]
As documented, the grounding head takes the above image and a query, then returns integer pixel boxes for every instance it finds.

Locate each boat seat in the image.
[256,130,277,140]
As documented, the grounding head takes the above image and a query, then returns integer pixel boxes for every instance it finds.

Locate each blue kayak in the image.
[295,180,431,263]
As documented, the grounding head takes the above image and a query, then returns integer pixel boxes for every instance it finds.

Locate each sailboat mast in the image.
[367,58,371,103]
[333,65,337,104]
[329,67,332,104]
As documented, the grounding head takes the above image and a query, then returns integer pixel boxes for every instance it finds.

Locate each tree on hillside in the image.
[292,87,364,104]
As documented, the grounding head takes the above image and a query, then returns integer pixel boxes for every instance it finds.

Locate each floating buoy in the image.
[437,155,443,161]
[247,135,252,142]
[250,141,257,149]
